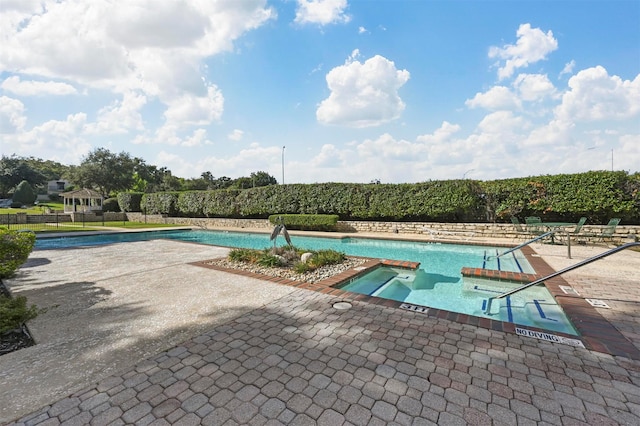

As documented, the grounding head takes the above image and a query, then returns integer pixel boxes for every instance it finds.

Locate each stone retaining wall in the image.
[124,214,639,244]
[0,212,128,225]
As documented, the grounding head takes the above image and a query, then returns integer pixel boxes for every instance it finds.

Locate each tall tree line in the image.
[0,149,278,199]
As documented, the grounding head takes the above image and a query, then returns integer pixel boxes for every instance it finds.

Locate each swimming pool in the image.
[36,229,532,272]
[36,229,577,334]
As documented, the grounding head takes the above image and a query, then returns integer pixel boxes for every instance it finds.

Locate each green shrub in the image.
[310,249,346,267]
[140,171,640,224]
[141,192,179,215]
[12,180,36,206]
[256,253,282,267]
[269,214,339,231]
[228,248,259,263]
[102,197,120,212]
[117,192,144,212]
[0,295,39,333]
[293,262,311,273]
[203,189,241,217]
[177,191,206,217]
[227,246,346,272]
[0,229,36,278]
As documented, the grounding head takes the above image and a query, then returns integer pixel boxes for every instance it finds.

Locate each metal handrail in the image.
[484,242,640,314]
[487,230,557,260]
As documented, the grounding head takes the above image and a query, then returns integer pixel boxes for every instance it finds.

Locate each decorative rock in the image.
[206,257,366,284]
[301,253,314,263]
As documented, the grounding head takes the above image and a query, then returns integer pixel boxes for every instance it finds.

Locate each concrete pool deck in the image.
[1,233,640,424]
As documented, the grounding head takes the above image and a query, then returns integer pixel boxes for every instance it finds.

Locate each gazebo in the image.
[62,188,104,213]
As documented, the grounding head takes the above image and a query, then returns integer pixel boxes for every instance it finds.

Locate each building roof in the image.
[61,188,103,199]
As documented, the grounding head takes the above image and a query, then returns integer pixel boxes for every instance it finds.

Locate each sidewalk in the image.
[2,236,640,425]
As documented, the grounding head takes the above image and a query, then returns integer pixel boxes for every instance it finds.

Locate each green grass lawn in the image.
[2,218,184,233]
[0,202,64,214]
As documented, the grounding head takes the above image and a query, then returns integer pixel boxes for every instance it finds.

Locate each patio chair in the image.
[556,216,587,244]
[524,216,544,236]
[596,218,621,243]
[510,216,528,240]
[580,218,621,245]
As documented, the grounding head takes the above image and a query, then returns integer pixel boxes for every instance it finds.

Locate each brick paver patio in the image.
[10,289,640,425]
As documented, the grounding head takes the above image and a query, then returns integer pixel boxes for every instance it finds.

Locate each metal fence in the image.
[1,212,127,232]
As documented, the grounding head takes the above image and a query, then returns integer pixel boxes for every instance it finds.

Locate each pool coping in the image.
[192,244,640,360]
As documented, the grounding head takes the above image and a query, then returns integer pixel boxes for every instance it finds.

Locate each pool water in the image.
[340,267,577,335]
[36,229,576,334]
[36,229,533,273]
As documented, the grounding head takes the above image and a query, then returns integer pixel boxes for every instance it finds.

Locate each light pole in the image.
[611,149,614,172]
[281,146,285,184]
[463,169,474,179]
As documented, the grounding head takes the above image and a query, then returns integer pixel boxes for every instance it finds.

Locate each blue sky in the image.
[1,0,638,183]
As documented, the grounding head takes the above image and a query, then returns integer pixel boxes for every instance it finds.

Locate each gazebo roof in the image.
[62,188,103,199]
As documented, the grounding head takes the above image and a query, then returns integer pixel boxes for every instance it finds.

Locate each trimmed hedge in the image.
[483,171,638,224]
[141,192,180,216]
[117,192,143,212]
[121,171,640,224]
[102,197,120,212]
[269,214,339,231]
[0,229,36,278]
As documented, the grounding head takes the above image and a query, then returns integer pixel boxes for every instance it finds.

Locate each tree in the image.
[232,177,253,189]
[0,156,47,197]
[68,148,138,197]
[12,180,36,205]
[250,171,278,187]
[131,164,177,193]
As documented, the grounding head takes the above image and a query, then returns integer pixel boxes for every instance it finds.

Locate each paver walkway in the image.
[3,237,640,425]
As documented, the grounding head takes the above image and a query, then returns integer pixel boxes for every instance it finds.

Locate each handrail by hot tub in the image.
[484,242,640,314]
[487,230,557,260]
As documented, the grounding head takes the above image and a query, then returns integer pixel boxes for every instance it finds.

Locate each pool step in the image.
[482,250,525,273]
[525,299,562,324]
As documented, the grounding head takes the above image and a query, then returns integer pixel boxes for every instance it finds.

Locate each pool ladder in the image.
[484,242,640,315]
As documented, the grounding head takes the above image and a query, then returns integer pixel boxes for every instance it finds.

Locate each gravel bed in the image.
[205,257,367,283]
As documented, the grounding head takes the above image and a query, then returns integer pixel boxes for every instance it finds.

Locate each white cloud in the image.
[358,26,367,34]
[0,0,275,126]
[555,66,640,122]
[317,54,410,127]
[513,74,557,102]
[228,129,244,141]
[1,76,78,96]
[167,144,283,180]
[3,113,92,164]
[416,121,461,144]
[294,0,351,25]
[85,92,147,135]
[357,133,425,160]
[523,118,574,148]
[133,125,212,147]
[106,2,209,49]
[163,85,224,127]
[0,96,27,133]
[465,86,519,110]
[489,24,558,80]
[560,60,576,78]
[476,110,529,134]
